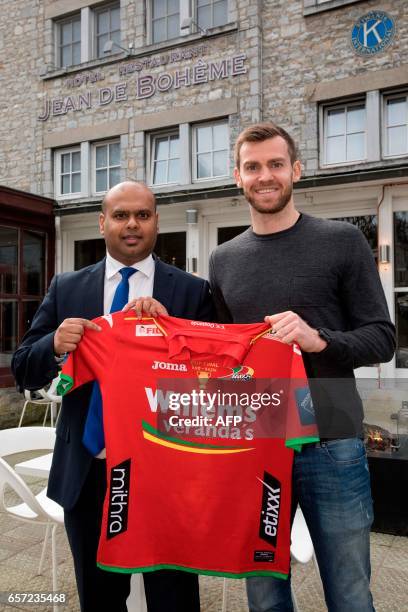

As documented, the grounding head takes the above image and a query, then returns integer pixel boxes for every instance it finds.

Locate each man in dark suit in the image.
[12,181,213,612]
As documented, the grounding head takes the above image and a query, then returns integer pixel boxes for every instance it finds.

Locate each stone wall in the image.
[261,0,408,173]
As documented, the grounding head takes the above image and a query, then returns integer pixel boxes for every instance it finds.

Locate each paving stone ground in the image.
[1,452,407,612]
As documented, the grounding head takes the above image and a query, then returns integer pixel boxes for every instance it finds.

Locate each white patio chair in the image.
[220,506,317,612]
[290,506,319,612]
[19,377,62,428]
[0,427,63,612]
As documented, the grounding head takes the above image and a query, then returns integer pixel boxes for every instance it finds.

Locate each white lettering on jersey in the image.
[144,387,173,413]
[152,361,188,372]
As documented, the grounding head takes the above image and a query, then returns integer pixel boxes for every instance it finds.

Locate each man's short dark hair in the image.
[101,180,156,212]
[234,122,299,168]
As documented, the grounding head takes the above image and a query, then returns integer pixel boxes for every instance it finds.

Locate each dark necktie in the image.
[82,267,137,455]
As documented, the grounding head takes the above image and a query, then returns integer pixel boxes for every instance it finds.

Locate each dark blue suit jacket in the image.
[12,258,213,510]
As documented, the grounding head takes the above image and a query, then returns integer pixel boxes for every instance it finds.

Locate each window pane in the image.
[332,215,378,261]
[168,0,179,14]
[326,135,345,164]
[387,98,407,127]
[153,0,167,19]
[96,169,107,192]
[22,301,41,337]
[61,22,72,45]
[109,167,120,188]
[327,109,345,137]
[22,231,45,295]
[155,137,169,160]
[153,18,166,43]
[154,231,186,271]
[111,7,120,31]
[61,174,70,194]
[394,212,408,288]
[97,33,109,57]
[395,292,408,368]
[111,29,121,46]
[168,158,180,183]
[0,227,18,294]
[347,106,365,133]
[197,0,209,6]
[167,14,179,39]
[213,150,228,176]
[0,301,18,364]
[71,151,81,172]
[153,160,167,184]
[71,172,81,193]
[62,45,74,67]
[197,152,212,178]
[97,11,109,35]
[73,18,81,42]
[61,45,71,67]
[347,132,365,161]
[387,126,407,156]
[196,126,212,152]
[96,146,108,168]
[213,123,228,150]
[109,142,121,166]
[75,238,106,270]
[197,6,211,29]
[73,42,81,65]
[214,1,228,26]
[169,135,179,157]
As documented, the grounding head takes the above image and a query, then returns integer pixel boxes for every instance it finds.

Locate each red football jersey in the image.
[58,313,318,579]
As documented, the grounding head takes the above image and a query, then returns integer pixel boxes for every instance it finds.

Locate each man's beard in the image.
[244,183,293,215]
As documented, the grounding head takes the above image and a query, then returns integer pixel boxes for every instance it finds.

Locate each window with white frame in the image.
[151,0,180,44]
[147,119,230,186]
[95,3,121,58]
[196,0,228,30]
[323,102,366,165]
[151,132,180,185]
[57,14,81,68]
[194,120,229,180]
[384,93,408,158]
[53,2,121,66]
[94,140,121,193]
[55,148,82,197]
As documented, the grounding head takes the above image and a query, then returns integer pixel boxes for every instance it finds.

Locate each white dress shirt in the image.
[104,252,155,314]
[96,251,155,458]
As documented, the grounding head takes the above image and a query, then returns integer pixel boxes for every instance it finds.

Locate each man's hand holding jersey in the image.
[265,311,327,353]
[122,297,169,318]
[54,318,102,355]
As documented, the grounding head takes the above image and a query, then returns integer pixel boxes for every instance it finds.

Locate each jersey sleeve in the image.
[56,316,111,396]
[285,344,319,451]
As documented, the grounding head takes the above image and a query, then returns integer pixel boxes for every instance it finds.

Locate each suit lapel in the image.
[81,258,105,320]
[153,259,176,312]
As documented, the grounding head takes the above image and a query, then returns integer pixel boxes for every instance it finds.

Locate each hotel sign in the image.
[38,47,247,122]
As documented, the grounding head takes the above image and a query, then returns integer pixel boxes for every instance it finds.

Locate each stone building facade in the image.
[1,0,408,426]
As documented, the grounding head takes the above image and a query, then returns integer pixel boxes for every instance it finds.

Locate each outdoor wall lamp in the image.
[379,244,391,264]
[103,40,135,56]
[186,209,198,224]
[180,17,208,36]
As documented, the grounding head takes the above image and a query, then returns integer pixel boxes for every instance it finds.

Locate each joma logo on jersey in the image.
[152,361,188,371]
[107,459,131,539]
[258,472,281,547]
[136,324,162,337]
